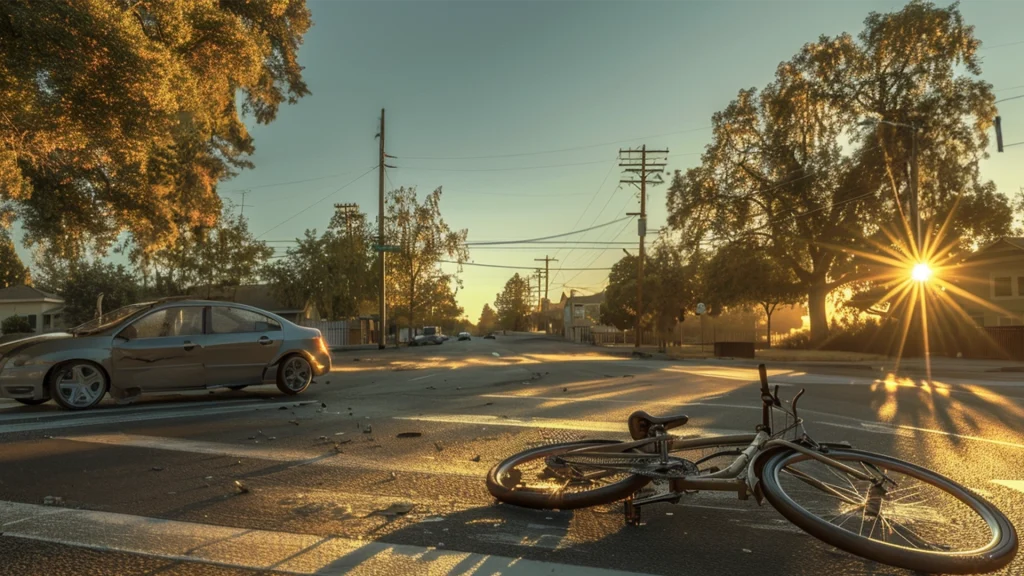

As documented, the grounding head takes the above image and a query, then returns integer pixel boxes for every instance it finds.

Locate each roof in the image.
[187,284,304,313]
[964,237,1024,263]
[569,291,606,305]
[0,285,63,302]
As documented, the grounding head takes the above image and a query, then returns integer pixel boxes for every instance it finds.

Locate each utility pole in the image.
[234,189,254,218]
[534,255,557,310]
[376,109,388,349]
[619,145,667,348]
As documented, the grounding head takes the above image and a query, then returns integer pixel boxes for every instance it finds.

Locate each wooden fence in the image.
[299,320,351,348]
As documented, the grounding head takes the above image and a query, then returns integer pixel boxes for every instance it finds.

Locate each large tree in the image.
[0,0,311,260]
[266,206,375,320]
[666,1,1012,342]
[495,273,532,331]
[383,186,468,336]
[59,260,141,326]
[0,229,27,289]
[477,304,498,334]
[705,240,802,347]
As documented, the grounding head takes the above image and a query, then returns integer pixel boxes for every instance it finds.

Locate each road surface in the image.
[1,334,1021,575]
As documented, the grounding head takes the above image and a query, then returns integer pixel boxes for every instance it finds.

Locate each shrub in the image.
[1,315,32,334]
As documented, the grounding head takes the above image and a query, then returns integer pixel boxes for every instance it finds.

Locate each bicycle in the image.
[487,364,1019,574]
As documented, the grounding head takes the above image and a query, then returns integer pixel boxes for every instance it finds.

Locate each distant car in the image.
[409,334,444,346]
[0,298,332,410]
[484,332,497,339]
[457,332,471,341]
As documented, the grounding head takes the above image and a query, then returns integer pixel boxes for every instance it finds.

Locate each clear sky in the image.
[30,0,1024,321]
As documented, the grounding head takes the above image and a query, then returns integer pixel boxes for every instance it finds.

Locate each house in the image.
[188,284,318,324]
[958,237,1024,327]
[0,285,65,333]
[562,291,608,342]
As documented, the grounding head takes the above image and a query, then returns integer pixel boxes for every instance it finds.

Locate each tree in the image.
[0,1,311,261]
[1,314,31,334]
[495,274,532,331]
[477,304,498,334]
[266,206,376,320]
[59,261,141,326]
[601,244,697,348]
[0,230,28,289]
[139,203,272,298]
[666,1,1012,342]
[705,240,802,347]
[383,187,468,336]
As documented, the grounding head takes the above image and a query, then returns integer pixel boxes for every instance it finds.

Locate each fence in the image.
[980,326,1024,361]
[300,320,352,348]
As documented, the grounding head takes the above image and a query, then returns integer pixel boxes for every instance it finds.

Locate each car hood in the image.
[0,332,73,357]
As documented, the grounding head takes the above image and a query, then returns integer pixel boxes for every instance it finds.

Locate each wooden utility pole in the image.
[534,255,557,310]
[377,109,387,349]
[619,145,667,348]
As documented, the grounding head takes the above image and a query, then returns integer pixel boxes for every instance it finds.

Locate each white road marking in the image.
[394,413,748,436]
[408,372,440,382]
[0,501,654,576]
[57,433,487,478]
[0,398,275,422]
[992,480,1024,494]
[0,401,316,435]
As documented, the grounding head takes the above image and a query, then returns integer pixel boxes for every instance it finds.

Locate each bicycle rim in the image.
[760,448,1018,574]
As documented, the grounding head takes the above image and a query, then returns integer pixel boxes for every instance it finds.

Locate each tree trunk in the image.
[765,309,772,349]
[807,284,829,343]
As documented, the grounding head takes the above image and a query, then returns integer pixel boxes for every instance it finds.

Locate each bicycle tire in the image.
[760,448,1018,574]
[487,440,650,510]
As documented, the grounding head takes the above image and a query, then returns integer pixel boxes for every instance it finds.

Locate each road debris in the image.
[234,480,250,494]
[321,402,328,408]
[42,496,64,506]
[390,471,398,480]
[363,425,373,434]
[562,387,568,392]
[742,549,752,554]
[434,441,444,452]
[335,432,346,436]
[492,352,500,357]
[151,466,164,472]
[204,476,214,481]
[288,420,300,425]
[397,432,422,438]
[470,455,481,462]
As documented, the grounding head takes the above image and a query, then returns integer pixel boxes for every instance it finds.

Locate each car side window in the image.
[128,307,204,339]
[211,307,282,335]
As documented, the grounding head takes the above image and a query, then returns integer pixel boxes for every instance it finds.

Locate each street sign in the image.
[696,302,706,315]
[373,245,401,253]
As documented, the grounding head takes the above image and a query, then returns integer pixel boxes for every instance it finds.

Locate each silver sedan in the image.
[0,298,332,410]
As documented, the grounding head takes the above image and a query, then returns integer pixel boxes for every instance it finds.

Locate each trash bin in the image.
[713,341,755,358]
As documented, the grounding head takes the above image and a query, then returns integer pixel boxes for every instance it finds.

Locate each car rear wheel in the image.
[15,398,48,406]
[49,361,109,410]
[276,355,312,395]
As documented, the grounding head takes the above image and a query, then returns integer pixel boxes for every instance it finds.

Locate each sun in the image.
[911,263,932,282]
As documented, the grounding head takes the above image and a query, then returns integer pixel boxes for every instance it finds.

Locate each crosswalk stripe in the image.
[992,480,1024,494]
[0,401,316,435]
[58,433,487,478]
[0,501,654,576]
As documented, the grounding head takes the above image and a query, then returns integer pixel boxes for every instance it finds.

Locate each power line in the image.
[464,216,631,246]
[995,84,1024,93]
[996,94,1024,104]
[440,260,612,271]
[256,166,376,240]
[981,39,1024,50]
[547,160,618,264]
[396,126,711,160]
[225,172,354,193]
[398,158,613,173]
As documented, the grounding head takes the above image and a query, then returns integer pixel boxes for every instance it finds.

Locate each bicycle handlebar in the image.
[757,363,806,432]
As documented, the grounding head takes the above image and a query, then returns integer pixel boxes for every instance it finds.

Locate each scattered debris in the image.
[268,437,276,441]
[742,549,752,554]
[234,480,250,494]
[353,358,361,362]
[363,425,373,434]
[335,438,352,445]
[289,420,300,425]
[562,387,568,392]
[420,516,446,523]
[484,402,493,406]
[204,476,214,481]
[374,501,415,516]
[470,455,481,462]
[42,435,53,439]
[151,466,164,472]
[666,512,674,516]
[390,471,398,480]
[456,386,461,390]
[492,352,500,357]
[248,436,256,440]
[434,441,445,452]
[426,386,437,390]
[42,496,64,506]
[397,432,422,438]
[335,432,346,436]
[321,402,328,408]
[319,435,328,440]
[622,374,635,378]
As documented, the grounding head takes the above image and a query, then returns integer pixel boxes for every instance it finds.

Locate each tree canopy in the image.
[601,244,696,341]
[477,303,497,334]
[666,1,1012,341]
[495,274,532,331]
[0,0,311,260]
[384,186,468,334]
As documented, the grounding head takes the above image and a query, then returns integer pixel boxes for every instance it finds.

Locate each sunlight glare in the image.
[911,263,932,282]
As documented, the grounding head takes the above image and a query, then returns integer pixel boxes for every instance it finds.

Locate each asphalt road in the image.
[1,334,1022,576]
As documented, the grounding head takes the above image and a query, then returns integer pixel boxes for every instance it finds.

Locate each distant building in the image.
[959,237,1024,327]
[0,285,65,333]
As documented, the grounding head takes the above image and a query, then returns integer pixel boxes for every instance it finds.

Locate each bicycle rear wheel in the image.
[760,448,1018,574]
[487,440,650,510]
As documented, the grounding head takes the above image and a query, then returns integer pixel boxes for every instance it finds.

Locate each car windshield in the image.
[69,302,157,335]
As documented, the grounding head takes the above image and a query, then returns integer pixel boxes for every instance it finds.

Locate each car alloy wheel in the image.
[50,362,109,410]
[277,355,312,395]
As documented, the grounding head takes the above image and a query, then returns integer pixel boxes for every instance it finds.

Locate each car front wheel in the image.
[276,354,313,395]
[49,361,109,410]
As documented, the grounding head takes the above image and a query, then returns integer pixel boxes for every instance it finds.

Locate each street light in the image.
[860,117,922,250]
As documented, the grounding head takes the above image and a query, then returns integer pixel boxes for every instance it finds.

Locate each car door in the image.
[203,306,284,387]
[110,306,207,391]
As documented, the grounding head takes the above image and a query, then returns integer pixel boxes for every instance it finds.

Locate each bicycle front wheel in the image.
[487,440,650,510]
[760,448,1018,574]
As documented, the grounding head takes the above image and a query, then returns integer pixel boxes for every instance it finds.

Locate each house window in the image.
[26,314,37,331]
[999,316,1021,327]
[994,277,1012,298]
[43,314,51,330]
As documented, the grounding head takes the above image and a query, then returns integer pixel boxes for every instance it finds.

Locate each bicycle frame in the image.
[554,363,885,522]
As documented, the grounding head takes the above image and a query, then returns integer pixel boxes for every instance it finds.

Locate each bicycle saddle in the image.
[627,410,689,440]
